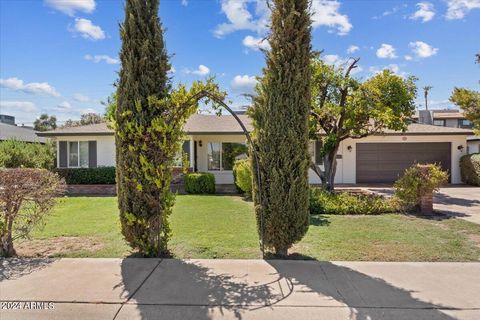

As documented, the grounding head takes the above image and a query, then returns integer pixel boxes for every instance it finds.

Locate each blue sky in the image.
[1,0,479,125]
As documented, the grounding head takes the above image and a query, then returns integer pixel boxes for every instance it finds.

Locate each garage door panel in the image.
[356,142,451,183]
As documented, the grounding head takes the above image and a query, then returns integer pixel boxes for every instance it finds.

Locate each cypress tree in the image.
[250,0,312,255]
[116,0,172,256]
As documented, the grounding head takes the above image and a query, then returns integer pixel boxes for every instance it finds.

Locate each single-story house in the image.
[38,114,474,184]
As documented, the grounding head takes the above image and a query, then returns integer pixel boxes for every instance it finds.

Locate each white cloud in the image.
[81,108,97,114]
[84,54,119,64]
[323,54,363,74]
[55,101,73,111]
[231,75,257,94]
[214,0,352,40]
[72,18,105,40]
[404,55,413,61]
[376,44,397,59]
[445,0,480,20]
[369,64,407,77]
[409,41,438,58]
[311,0,352,35]
[0,77,60,97]
[0,101,37,112]
[45,0,96,16]
[242,35,270,51]
[169,66,176,73]
[347,45,359,54]
[186,65,210,76]
[73,93,89,102]
[410,2,435,22]
[214,0,268,38]
[181,0,188,6]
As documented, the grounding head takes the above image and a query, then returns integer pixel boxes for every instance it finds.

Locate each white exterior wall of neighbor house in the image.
[55,135,116,167]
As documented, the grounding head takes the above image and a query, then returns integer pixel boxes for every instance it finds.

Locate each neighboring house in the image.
[415,109,479,154]
[38,114,473,185]
[0,122,46,143]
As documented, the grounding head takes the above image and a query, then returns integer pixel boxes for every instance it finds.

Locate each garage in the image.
[356,142,451,183]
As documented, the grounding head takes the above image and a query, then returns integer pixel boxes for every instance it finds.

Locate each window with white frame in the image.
[207,142,248,171]
[433,119,445,126]
[68,141,89,168]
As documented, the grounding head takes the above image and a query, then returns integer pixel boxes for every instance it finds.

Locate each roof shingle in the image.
[37,114,473,137]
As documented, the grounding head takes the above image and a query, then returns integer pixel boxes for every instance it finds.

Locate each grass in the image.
[16,195,480,261]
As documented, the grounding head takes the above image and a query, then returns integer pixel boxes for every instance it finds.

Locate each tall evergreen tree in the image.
[115,0,225,256]
[250,0,312,255]
[116,0,172,256]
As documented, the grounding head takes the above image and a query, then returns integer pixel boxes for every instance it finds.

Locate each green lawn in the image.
[16,195,480,261]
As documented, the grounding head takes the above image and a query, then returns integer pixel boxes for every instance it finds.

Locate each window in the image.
[174,141,189,167]
[433,119,445,126]
[207,142,221,170]
[222,143,248,170]
[68,141,89,168]
[458,119,472,128]
[207,142,247,171]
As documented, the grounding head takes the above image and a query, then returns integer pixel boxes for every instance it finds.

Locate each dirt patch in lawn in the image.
[15,236,104,257]
[468,234,480,248]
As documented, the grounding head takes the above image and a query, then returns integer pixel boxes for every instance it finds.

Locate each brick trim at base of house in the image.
[66,184,116,196]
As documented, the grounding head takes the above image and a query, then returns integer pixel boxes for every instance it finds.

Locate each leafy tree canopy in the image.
[62,113,105,128]
[310,55,417,190]
[450,87,480,135]
[33,113,57,132]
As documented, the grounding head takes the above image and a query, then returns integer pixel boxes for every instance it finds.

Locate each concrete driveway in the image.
[1,258,480,320]
[434,187,480,224]
[352,185,480,224]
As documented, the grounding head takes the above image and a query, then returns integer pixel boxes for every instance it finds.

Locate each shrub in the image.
[394,163,448,211]
[0,168,65,257]
[460,153,480,186]
[0,139,55,169]
[184,173,215,194]
[309,187,398,215]
[233,159,252,197]
[54,167,116,184]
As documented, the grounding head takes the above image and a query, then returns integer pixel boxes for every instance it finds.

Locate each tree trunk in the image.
[275,245,288,256]
[324,155,337,192]
[310,145,339,192]
[0,215,16,257]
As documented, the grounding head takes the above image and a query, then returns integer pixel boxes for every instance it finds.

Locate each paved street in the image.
[1,258,479,319]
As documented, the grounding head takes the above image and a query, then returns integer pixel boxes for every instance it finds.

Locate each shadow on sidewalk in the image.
[0,258,57,281]
[118,257,458,320]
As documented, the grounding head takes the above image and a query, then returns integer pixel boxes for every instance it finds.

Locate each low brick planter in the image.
[66,184,116,196]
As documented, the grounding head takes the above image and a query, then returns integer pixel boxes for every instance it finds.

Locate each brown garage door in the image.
[356,142,451,183]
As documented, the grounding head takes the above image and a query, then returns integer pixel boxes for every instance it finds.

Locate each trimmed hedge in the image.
[309,187,398,215]
[460,153,480,186]
[184,172,215,194]
[54,167,116,185]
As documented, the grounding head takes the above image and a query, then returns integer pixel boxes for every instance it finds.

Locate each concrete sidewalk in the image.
[1,259,479,320]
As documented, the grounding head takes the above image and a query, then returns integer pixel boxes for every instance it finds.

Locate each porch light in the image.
[457,145,464,152]
[347,145,352,152]
[199,140,203,147]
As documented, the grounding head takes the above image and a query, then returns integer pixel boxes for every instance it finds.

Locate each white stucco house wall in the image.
[38,114,474,185]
